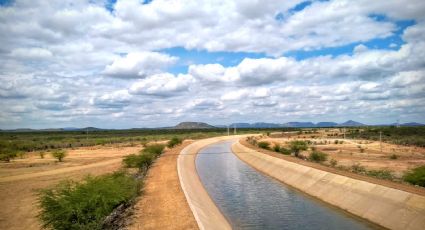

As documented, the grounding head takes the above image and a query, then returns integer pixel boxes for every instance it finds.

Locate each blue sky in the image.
[0,0,424,128]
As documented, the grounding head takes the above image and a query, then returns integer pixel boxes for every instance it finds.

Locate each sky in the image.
[0,0,425,129]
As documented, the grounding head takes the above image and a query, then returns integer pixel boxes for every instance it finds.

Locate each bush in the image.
[366,170,394,180]
[351,163,366,174]
[38,172,139,230]
[39,152,45,159]
[279,147,291,155]
[143,144,165,157]
[123,153,155,172]
[330,158,338,167]
[389,154,398,160]
[309,151,328,162]
[289,140,308,157]
[51,149,67,162]
[273,144,281,152]
[0,150,17,162]
[258,141,270,150]
[167,137,183,148]
[403,166,425,187]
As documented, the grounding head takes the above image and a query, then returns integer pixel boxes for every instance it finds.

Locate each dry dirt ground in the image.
[261,136,425,178]
[0,144,142,230]
[241,139,425,196]
[128,141,198,230]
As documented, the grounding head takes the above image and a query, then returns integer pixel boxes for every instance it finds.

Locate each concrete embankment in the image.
[178,136,249,230]
[232,140,425,230]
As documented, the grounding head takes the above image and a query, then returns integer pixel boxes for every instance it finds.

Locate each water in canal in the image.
[196,140,378,230]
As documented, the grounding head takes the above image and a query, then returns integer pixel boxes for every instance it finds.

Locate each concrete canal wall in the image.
[232,141,425,230]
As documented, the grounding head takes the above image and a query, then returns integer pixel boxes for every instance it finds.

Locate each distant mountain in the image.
[62,127,81,131]
[230,122,282,128]
[400,122,424,127]
[229,123,252,128]
[282,122,316,128]
[338,120,365,127]
[316,122,338,127]
[172,122,216,129]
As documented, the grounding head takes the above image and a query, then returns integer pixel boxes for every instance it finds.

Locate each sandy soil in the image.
[128,141,198,230]
[0,144,142,230]
[260,136,425,178]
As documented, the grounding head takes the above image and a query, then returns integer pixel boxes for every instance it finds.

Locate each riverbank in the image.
[232,140,425,230]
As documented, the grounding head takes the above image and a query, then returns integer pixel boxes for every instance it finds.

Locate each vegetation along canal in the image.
[196,140,379,230]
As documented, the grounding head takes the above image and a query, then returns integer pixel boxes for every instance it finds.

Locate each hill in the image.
[172,122,216,129]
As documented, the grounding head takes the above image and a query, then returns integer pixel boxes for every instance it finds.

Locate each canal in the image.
[196,140,378,230]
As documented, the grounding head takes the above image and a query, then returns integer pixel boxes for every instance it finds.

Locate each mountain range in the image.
[1,120,424,131]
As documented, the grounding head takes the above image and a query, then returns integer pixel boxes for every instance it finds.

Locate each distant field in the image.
[346,126,425,147]
[0,128,280,155]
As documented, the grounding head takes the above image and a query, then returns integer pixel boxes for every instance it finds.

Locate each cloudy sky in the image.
[1,0,425,129]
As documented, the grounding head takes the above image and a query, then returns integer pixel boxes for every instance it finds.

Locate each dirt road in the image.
[128,141,198,230]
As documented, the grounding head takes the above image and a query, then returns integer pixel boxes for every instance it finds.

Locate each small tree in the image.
[289,141,308,157]
[52,150,67,162]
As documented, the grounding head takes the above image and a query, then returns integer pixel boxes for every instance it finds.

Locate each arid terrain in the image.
[260,134,425,178]
[0,144,143,230]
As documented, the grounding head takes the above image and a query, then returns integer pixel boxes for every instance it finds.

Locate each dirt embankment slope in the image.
[128,141,198,230]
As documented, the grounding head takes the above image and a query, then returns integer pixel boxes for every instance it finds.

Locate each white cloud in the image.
[103,52,178,78]
[10,47,53,59]
[1,0,425,128]
[129,73,193,96]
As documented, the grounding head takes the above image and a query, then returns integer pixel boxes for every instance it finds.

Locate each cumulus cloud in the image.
[103,52,178,78]
[1,0,425,128]
[129,73,193,96]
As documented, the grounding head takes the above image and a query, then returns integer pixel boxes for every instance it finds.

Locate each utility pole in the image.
[233,125,236,135]
[227,125,230,136]
[379,131,382,152]
[86,127,88,140]
[343,128,346,139]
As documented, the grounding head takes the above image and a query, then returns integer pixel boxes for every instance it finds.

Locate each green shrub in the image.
[366,170,394,180]
[0,149,17,162]
[334,140,339,144]
[279,147,291,155]
[39,152,45,159]
[289,140,308,157]
[38,171,139,230]
[389,154,398,160]
[143,144,165,157]
[123,153,155,172]
[403,166,425,187]
[257,141,270,150]
[309,151,328,162]
[51,149,67,162]
[167,137,183,148]
[273,144,281,152]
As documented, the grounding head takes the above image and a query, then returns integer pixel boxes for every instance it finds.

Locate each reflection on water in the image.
[196,140,377,230]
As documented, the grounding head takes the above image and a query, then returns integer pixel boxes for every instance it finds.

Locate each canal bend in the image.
[196,140,377,230]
